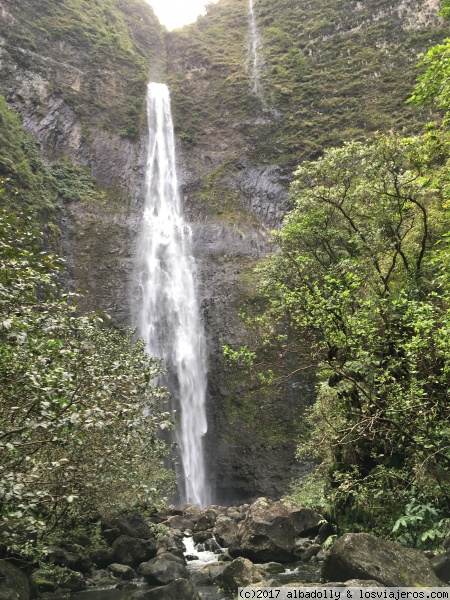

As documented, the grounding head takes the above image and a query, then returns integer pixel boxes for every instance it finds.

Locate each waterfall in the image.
[136,82,210,508]
[247,0,266,105]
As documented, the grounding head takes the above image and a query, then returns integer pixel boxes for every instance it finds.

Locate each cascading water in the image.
[247,0,266,105]
[136,82,210,508]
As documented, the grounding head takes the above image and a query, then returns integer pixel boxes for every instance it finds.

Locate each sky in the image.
[146,0,219,30]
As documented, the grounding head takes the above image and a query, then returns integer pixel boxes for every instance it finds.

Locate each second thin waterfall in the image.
[137,82,210,508]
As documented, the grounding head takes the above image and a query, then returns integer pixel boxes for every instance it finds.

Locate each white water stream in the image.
[247,0,266,105]
[136,82,210,508]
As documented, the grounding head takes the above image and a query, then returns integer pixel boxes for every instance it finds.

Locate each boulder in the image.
[255,562,285,574]
[46,546,92,573]
[110,513,152,539]
[221,557,263,591]
[0,561,30,600]
[30,569,57,593]
[285,503,323,536]
[112,535,157,566]
[108,563,135,580]
[322,533,445,586]
[102,527,121,545]
[229,497,296,562]
[89,547,115,568]
[193,508,218,531]
[162,515,195,531]
[302,543,322,562]
[131,578,202,600]
[213,516,239,547]
[431,551,450,584]
[0,591,19,600]
[190,562,227,585]
[138,554,188,585]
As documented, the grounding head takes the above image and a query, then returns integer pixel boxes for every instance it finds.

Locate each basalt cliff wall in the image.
[0,0,446,502]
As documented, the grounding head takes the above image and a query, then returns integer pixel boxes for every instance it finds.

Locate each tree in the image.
[408,2,450,117]
[250,131,450,534]
[0,202,174,551]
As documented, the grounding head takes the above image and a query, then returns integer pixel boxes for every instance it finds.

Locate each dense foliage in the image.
[0,204,174,553]
[233,129,450,538]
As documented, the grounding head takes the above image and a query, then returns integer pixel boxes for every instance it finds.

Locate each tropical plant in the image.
[0,205,174,552]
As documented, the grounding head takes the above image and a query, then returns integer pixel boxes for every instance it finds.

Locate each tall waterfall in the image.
[247,0,265,105]
[136,82,210,508]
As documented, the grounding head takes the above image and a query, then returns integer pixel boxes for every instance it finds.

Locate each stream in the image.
[47,537,321,600]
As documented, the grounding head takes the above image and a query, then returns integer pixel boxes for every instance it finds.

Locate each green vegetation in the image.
[0,203,174,555]
[237,126,450,536]
[0,96,173,559]
[169,0,447,162]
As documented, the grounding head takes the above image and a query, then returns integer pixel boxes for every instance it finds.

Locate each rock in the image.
[109,513,152,539]
[221,557,263,591]
[86,569,118,588]
[45,546,92,573]
[229,498,296,563]
[89,547,116,568]
[431,550,450,584]
[108,563,135,580]
[0,561,30,600]
[102,527,122,545]
[322,533,445,586]
[213,516,239,547]
[192,530,214,543]
[193,508,218,531]
[190,562,227,585]
[162,515,195,531]
[112,535,157,566]
[30,570,57,593]
[318,522,334,543]
[138,554,188,585]
[302,543,322,562]
[155,551,186,566]
[0,591,19,600]
[204,537,222,553]
[324,580,385,587]
[285,503,323,536]
[130,578,202,599]
[255,562,285,574]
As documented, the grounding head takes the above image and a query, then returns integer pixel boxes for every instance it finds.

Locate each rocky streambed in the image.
[2,497,450,600]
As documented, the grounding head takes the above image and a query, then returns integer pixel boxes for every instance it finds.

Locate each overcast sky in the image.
[146,0,219,30]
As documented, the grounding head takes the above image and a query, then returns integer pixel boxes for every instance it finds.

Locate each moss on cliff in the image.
[0,0,164,139]
[168,0,446,174]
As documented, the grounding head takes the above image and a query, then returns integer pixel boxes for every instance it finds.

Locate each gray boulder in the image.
[213,516,239,547]
[285,503,323,536]
[221,557,263,591]
[229,497,296,562]
[112,535,157,566]
[131,578,202,600]
[162,515,195,531]
[89,547,115,568]
[322,533,445,586]
[138,553,188,585]
[0,561,30,600]
[431,551,450,584]
[302,543,322,562]
[190,562,227,585]
[108,563,135,580]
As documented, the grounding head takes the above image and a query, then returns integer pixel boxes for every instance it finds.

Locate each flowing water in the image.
[136,82,210,508]
[247,0,266,105]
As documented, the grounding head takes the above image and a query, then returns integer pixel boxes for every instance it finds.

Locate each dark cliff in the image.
[0,0,446,502]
